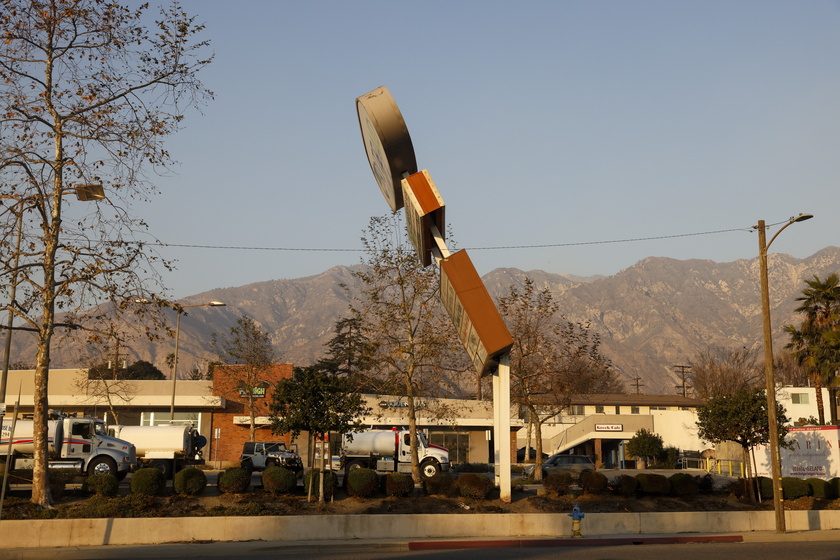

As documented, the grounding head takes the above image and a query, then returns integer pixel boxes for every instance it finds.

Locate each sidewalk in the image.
[5,529,840,560]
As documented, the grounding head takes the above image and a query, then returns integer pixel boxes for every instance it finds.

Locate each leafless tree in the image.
[498,277,622,480]
[0,1,211,506]
[688,346,763,400]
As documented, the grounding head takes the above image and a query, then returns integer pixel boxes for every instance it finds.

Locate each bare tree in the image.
[0,1,211,507]
[498,277,620,480]
[350,214,469,482]
[212,316,278,441]
[689,346,763,400]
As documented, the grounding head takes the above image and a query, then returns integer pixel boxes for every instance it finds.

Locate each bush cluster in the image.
[174,467,207,496]
[385,472,414,497]
[217,466,250,494]
[616,474,638,497]
[668,473,699,497]
[262,466,297,495]
[85,473,119,497]
[455,473,494,499]
[451,463,493,473]
[635,473,670,496]
[303,468,338,500]
[423,472,457,497]
[579,470,608,494]
[130,467,166,496]
[781,477,811,500]
[807,478,834,499]
[346,467,379,498]
[542,472,573,494]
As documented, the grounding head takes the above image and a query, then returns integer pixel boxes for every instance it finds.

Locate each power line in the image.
[142,225,754,254]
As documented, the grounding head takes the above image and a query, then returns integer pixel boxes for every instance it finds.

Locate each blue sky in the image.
[144,1,840,298]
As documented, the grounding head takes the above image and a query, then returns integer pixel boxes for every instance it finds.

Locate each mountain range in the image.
[10,246,840,396]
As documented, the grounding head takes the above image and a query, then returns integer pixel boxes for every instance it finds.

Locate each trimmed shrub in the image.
[262,466,297,495]
[130,467,166,496]
[48,469,70,500]
[346,467,379,498]
[579,469,608,494]
[756,477,773,501]
[303,468,337,500]
[615,474,638,497]
[84,473,119,497]
[423,472,457,497]
[385,472,414,497]
[217,466,250,494]
[635,473,670,496]
[696,473,715,494]
[658,446,680,469]
[806,478,834,499]
[543,472,574,494]
[455,473,494,499]
[829,478,840,499]
[668,473,699,497]
[174,467,207,496]
[781,477,811,500]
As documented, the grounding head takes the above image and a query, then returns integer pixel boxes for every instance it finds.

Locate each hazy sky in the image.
[142,1,839,298]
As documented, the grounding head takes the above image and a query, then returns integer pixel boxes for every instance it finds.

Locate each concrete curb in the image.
[3,510,840,549]
[408,534,744,550]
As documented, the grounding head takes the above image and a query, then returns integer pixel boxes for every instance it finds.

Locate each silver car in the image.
[524,453,595,479]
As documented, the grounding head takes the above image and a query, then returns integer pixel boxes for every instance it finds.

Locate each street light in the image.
[136,299,226,421]
[755,212,813,534]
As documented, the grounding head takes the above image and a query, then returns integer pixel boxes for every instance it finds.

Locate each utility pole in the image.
[674,364,692,397]
[631,377,644,394]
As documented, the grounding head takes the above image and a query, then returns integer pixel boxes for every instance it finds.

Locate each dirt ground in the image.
[3,471,837,519]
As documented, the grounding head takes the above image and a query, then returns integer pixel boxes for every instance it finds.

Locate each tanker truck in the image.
[342,428,449,479]
[107,424,206,479]
[0,414,135,479]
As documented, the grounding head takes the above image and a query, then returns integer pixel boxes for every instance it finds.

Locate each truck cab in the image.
[240,441,303,476]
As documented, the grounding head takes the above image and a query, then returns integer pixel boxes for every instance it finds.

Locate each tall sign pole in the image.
[356,86,514,501]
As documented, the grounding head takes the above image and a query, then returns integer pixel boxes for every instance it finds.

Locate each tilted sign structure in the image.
[356,86,514,500]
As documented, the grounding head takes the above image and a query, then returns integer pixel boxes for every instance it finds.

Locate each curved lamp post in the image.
[755,213,813,533]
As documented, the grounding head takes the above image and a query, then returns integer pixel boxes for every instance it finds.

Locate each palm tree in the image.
[785,274,840,425]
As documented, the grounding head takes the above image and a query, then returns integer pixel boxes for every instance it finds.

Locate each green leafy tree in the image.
[785,273,840,425]
[212,316,277,441]
[498,276,623,479]
[696,388,789,501]
[0,0,211,507]
[625,429,664,468]
[269,363,369,503]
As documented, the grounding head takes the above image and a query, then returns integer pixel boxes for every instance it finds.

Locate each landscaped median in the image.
[4,510,840,549]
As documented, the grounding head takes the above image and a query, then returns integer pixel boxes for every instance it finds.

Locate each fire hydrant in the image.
[568,504,585,538]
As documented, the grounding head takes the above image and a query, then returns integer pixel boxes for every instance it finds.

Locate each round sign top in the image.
[356,86,417,211]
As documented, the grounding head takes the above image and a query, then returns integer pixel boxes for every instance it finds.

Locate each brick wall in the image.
[209,363,293,464]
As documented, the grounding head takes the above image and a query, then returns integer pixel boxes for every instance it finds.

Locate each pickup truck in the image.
[239,441,303,476]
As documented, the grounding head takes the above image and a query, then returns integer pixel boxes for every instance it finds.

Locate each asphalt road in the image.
[6,537,840,560]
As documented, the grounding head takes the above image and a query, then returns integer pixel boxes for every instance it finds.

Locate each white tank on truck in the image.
[0,415,135,479]
[342,427,449,479]
[107,424,206,479]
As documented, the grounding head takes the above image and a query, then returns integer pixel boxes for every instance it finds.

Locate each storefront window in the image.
[141,411,200,426]
[428,430,470,463]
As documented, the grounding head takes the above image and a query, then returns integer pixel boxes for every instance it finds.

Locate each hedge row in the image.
[538,469,716,498]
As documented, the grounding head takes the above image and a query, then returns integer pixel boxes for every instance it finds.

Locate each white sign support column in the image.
[493,353,512,501]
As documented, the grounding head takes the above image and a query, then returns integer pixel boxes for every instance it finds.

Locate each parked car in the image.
[523,453,596,479]
[240,441,303,477]
[516,446,548,462]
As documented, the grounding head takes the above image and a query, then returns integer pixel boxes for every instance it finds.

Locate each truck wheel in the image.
[150,460,173,479]
[420,460,440,479]
[88,456,117,477]
[266,459,278,468]
[346,460,364,472]
[241,459,254,477]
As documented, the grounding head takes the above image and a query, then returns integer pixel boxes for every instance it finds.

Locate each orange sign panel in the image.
[439,250,513,375]
[402,170,445,267]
